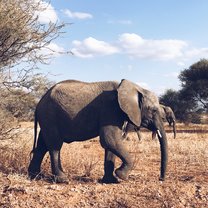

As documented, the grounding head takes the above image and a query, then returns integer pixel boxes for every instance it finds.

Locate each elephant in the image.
[28,79,168,184]
[160,104,176,139]
[123,104,176,140]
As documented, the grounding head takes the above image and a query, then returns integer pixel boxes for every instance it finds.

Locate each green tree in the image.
[160,89,179,112]
[159,89,191,122]
[160,59,208,123]
[179,59,208,111]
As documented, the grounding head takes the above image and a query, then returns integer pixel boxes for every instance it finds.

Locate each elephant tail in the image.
[30,110,38,159]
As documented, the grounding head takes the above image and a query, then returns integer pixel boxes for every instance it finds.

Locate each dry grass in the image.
[0,123,208,207]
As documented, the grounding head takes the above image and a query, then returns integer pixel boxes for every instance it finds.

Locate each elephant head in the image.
[118,79,168,181]
[160,104,176,139]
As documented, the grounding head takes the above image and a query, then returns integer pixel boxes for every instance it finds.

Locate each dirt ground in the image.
[0,123,208,207]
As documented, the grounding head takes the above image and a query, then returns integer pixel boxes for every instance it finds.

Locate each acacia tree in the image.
[160,89,196,122]
[0,0,65,88]
[160,89,179,114]
[179,59,208,111]
[160,59,208,123]
[0,0,66,139]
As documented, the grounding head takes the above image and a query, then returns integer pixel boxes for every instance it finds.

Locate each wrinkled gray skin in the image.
[123,104,176,140]
[28,79,168,184]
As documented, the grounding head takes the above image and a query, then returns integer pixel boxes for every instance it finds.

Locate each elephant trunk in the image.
[155,118,168,181]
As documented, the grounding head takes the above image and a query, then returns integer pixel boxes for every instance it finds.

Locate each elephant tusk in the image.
[135,128,142,141]
[122,121,128,138]
[157,129,162,138]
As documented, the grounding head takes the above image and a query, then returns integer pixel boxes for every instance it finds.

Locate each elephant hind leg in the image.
[41,128,68,183]
[28,130,48,179]
[49,149,69,183]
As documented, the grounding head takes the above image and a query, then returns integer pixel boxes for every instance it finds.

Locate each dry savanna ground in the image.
[0,123,208,208]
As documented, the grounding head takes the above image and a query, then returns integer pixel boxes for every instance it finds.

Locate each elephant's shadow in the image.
[31,173,98,184]
[72,175,96,183]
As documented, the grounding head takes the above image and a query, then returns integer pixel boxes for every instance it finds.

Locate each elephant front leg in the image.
[113,144,134,181]
[100,126,134,182]
[101,150,118,183]
[49,150,69,183]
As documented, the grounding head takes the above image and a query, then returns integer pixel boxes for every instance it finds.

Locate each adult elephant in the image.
[28,79,168,184]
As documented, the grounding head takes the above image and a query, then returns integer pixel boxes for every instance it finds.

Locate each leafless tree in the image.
[0,0,67,140]
[0,0,66,88]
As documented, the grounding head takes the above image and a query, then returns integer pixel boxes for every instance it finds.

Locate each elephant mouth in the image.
[141,119,157,132]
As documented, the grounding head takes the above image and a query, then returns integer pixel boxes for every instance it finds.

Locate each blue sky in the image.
[38,0,208,95]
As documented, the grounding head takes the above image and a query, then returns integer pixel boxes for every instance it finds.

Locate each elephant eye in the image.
[152,108,158,114]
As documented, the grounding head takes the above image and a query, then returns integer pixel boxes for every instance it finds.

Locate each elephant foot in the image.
[115,168,129,181]
[53,175,69,184]
[159,176,165,181]
[28,169,41,180]
[101,175,119,184]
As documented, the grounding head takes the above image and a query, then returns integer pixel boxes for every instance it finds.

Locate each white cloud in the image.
[35,1,58,23]
[63,9,93,19]
[118,33,187,60]
[41,42,65,57]
[47,43,65,53]
[70,33,208,63]
[184,48,208,59]
[70,34,187,60]
[71,37,119,58]
[175,48,208,66]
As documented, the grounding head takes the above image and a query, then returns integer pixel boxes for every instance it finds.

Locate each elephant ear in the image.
[117,79,142,127]
[159,105,166,118]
